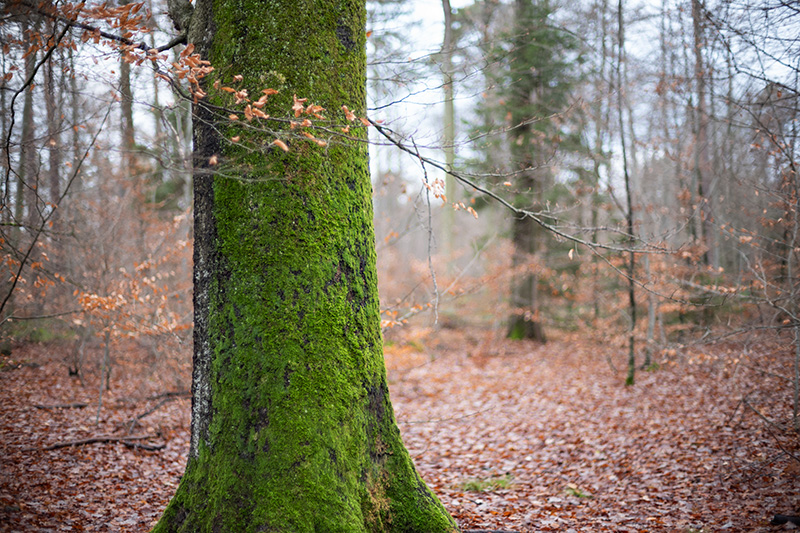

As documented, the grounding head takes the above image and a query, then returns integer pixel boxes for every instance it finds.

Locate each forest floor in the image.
[0,325,798,532]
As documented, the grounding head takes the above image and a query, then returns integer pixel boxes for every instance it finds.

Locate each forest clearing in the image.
[0,325,796,532]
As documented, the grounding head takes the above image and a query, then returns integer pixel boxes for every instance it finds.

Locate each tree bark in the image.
[19,20,37,232]
[617,0,637,386]
[506,0,548,343]
[591,0,610,324]
[442,0,456,261]
[152,1,458,531]
[508,206,546,342]
[119,55,135,167]
[691,0,715,266]
[44,44,61,213]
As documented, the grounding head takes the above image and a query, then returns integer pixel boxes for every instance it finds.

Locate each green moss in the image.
[1,318,76,343]
[153,1,457,531]
[460,475,514,492]
[507,316,546,342]
[564,483,592,499]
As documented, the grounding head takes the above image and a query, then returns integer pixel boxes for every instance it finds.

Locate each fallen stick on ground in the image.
[25,433,158,452]
[771,515,800,526]
[33,402,88,409]
[123,440,166,451]
[146,390,190,401]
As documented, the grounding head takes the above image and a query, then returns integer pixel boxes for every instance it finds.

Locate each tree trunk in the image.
[19,21,37,232]
[617,0,637,386]
[591,0,610,324]
[119,30,135,166]
[691,0,715,266]
[44,39,61,220]
[508,205,546,342]
[152,1,458,531]
[505,0,547,343]
[442,0,456,261]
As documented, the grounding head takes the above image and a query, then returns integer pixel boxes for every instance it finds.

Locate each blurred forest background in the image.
[1,0,797,409]
[1,0,799,530]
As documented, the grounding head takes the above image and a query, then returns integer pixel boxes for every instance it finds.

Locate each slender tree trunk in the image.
[720,50,735,270]
[617,0,637,386]
[0,22,9,217]
[691,0,715,266]
[19,22,38,233]
[119,52,135,166]
[677,4,700,247]
[442,0,456,262]
[790,182,799,430]
[0,22,13,323]
[591,0,609,324]
[153,1,458,531]
[68,45,82,191]
[644,254,655,368]
[44,41,62,220]
[96,328,111,424]
[117,23,146,254]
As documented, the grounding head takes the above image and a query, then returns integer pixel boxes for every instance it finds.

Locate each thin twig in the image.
[412,140,439,326]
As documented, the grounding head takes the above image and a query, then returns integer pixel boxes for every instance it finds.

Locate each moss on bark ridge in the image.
[152,1,458,531]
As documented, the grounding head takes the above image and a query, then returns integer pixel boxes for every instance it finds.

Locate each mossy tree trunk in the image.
[152,1,458,532]
[505,0,550,343]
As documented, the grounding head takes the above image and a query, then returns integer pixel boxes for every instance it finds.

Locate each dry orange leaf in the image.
[292,94,308,117]
[305,104,325,119]
[342,105,356,121]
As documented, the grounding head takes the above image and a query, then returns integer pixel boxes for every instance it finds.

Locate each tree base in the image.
[506,316,546,342]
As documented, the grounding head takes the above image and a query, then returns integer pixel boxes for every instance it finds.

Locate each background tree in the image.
[493,0,584,341]
[441,0,456,262]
